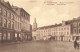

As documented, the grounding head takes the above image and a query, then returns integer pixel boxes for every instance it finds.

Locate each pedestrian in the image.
[74,38,79,50]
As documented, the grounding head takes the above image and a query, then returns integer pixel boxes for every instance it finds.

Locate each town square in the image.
[0,41,80,52]
[0,0,80,52]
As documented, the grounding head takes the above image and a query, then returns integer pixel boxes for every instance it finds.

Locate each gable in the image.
[5,2,12,9]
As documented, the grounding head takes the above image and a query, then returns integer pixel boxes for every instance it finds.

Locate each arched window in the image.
[3,18,7,27]
[7,20,11,28]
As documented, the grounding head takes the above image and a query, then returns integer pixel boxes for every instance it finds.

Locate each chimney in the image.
[62,20,66,26]
[55,23,57,25]
[73,18,76,20]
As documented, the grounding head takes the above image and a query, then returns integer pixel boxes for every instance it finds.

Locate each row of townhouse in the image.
[0,0,32,42]
[32,17,80,41]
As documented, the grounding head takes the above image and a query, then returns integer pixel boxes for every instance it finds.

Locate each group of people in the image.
[74,38,80,50]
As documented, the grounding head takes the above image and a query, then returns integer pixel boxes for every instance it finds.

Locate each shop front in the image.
[1,29,7,42]
[21,30,32,41]
[14,31,21,41]
[7,30,15,42]
[72,36,80,40]
[2,29,15,42]
[27,33,32,41]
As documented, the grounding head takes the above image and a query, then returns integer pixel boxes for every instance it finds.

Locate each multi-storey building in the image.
[33,22,71,41]
[63,17,80,41]
[12,6,32,41]
[71,17,80,40]
[0,0,32,42]
[32,17,80,41]
[32,19,72,41]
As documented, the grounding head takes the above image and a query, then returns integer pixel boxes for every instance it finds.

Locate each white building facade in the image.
[32,20,72,41]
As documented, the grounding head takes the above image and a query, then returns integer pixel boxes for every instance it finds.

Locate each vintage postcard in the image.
[0,0,80,52]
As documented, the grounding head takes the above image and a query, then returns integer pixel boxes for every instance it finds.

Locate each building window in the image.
[67,32,69,35]
[3,19,7,27]
[61,32,63,35]
[73,28,77,34]
[78,29,80,33]
[7,33,10,40]
[7,12,11,19]
[7,20,11,28]
[3,31,7,40]
[12,22,14,29]
[62,28,63,30]
[18,22,19,29]
[56,32,57,35]
[59,32,60,35]
[14,21,17,29]
[0,17,2,26]
[78,23,80,27]
[0,7,2,15]
[20,23,21,29]
[64,28,66,30]
[3,10,7,17]
[73,23,77,27]
[0,31,2,40]
[54,32,55,35]
[56,28,57,31]
[59,28,60,31]
[67,28,69,30]
[11,14,14,20]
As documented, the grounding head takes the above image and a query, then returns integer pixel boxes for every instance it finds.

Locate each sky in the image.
[5,0,80,27]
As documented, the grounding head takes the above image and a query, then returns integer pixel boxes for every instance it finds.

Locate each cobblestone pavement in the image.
[0,41,80,52]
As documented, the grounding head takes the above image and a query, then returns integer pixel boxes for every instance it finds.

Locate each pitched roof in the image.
[65,16,80,24]
[4,2,12,9]
[12,6,30,16]
[38,23,62,30]
[0,1,16,13]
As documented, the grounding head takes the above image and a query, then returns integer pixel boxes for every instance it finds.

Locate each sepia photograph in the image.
[0,0,80,52]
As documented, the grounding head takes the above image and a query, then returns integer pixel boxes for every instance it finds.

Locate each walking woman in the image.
[74,38,79,50]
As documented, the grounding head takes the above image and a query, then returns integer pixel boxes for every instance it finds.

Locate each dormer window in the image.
[16,8,18,11]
